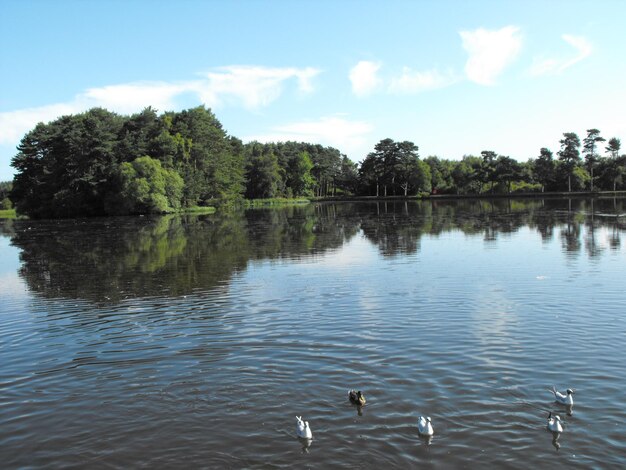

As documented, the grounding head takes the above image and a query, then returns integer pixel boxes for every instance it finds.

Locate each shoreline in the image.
[315,190,626,202]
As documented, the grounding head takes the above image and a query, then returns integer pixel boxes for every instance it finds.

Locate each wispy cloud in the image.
[529,34,592,76]
[460,26,523,85]
[350,61,458,96]
[388,67,459,94]
[244,116,374,156]
[194,66,320,108]
[349,61,383,97]
[0,65,320,145]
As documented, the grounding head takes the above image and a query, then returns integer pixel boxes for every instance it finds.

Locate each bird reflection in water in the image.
[565,404,574,417]
[551,432,561,451]
[298,437,313,454]
[420,434,434,446]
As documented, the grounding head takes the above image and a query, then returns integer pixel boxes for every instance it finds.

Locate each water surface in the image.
[1,198,625,468]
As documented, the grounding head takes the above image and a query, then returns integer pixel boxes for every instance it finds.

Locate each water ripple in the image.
[2,206,626,468]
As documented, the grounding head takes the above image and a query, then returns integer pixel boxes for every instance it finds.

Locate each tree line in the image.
[6,105,626,217]
[358,131,624,197]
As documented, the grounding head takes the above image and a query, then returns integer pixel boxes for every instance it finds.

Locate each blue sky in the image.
[1,0,625,181]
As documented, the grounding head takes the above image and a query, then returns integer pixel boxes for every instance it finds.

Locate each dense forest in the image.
[5,106,626,218]
[8,106,355,218]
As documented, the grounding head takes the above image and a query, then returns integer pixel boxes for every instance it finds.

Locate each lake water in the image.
[1,198,625,468]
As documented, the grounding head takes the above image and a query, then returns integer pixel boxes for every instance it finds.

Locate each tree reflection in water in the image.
[3,197,624,303]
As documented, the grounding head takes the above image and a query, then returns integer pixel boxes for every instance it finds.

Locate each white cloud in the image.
[529,34,592,76]
[244,116,374,157]
[460,26,523,85]
[0,65,320,146]
[349,61,382,97]
[81,82,187,114]
[195,66,320,108]
[0,103,80,144]
[388,67,459,94]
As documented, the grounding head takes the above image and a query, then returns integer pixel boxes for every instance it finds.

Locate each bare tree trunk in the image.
[568,174,572,192]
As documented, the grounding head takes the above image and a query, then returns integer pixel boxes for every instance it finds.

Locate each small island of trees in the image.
[5,106,625,218]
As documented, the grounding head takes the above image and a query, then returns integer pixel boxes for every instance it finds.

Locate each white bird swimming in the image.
[296,416,313,439]
[418,416,434,436]
[547,412,563,433]
[550,386,574,406]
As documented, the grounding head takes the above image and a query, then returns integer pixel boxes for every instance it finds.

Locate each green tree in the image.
[0,181,12,209]
[600,137,624,191]
[596,157,624,191]
[424,156,454,194]
[533,148,555,192]
[240,141,344,198]
[11,108,124,218]
[557,132,581,192]
[245,145,282,198]
[450,156,483,194]
[360,138,426,196]
[107,156,183,214]
[288,151,315,196]
[211,136,245,202]
[370,138,398,196]
[151,113,193,170]
[336,155,358,195]
[396,141,420,196]
[479,151,498,193]
[606,137,621,159]
[494,155,523,193]
[415,160,432,194]
[169,106,245,206]
[308,144,342,196]
[582,128,605,191]
[359,151,385,196]
[115,107,164,163]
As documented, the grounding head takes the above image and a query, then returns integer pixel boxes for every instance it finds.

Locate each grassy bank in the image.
[0,209,17,219]
[0,207,215,219]
[317,190,626,202]
[182,206,217,214]
[242,197,310,207]
[427,190,626,200]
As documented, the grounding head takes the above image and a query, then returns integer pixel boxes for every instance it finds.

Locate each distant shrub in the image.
[511,181,543,193]
[0,197,12,210]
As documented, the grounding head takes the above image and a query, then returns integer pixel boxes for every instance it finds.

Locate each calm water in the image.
[1,198,625,469]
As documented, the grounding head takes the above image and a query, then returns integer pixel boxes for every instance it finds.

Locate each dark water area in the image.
[1,198,625,468]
